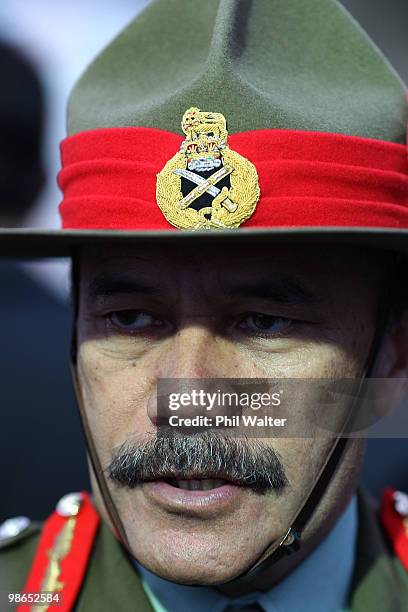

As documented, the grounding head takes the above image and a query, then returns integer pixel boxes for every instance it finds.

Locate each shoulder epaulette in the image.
[17,491,100,612]
[381,488,408,572]
[0,516,41,551]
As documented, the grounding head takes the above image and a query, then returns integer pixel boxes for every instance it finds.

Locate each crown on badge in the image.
[156,108,260,230]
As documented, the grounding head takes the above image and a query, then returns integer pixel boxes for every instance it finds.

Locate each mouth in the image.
[144,470,246,490]
[141,474,246,515]
[162,477,231,491]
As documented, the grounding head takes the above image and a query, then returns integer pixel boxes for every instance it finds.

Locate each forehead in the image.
[77,243,382,298]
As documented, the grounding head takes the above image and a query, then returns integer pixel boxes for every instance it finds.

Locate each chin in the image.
[128,531,254,585]
[136,555,244,586]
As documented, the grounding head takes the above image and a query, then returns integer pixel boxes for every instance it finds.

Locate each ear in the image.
[374,312,408,378]
[369,312,408,423]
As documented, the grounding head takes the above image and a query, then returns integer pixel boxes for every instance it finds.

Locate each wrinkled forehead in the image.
[76,243,384,302]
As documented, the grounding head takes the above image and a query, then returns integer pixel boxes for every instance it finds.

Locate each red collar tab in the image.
[380,488,408,572]
[58,127,408,232]
[18,492,100,612]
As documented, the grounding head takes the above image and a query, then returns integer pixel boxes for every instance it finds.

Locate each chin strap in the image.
[70,364,131,551]
[69,257,395,585]
[69,259,130,551]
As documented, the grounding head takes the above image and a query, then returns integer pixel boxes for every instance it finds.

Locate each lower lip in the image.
[142,480,244,514]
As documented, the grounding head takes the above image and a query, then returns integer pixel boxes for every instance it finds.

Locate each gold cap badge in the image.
[156,108,260,229]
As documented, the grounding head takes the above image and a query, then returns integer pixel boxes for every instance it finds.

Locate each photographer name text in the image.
[168,415,287,427]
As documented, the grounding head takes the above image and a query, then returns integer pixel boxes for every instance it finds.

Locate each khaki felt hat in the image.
[1,0,407,258]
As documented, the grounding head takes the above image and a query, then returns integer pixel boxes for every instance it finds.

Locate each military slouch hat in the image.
[1,0,407,256]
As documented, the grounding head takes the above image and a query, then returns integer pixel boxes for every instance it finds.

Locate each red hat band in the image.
[58,127,408,231]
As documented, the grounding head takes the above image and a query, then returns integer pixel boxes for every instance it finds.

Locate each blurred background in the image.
[0,0,407,522]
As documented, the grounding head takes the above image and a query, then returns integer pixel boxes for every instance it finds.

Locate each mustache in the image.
[107,431,288,494]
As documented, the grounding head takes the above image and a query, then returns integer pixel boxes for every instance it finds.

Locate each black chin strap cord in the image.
[69,257,131,549]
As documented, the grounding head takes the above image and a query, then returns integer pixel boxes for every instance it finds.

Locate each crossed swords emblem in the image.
[174,166,238,213]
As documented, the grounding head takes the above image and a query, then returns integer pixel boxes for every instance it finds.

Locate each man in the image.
[0,1,408,610]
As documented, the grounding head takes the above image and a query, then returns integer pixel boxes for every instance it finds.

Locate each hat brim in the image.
[0,227,407,259]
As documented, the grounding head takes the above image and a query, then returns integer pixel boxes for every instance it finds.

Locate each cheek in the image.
[76,339,156,462]
[242,343,369,446]
[243,341,366,380]
[277,438,333,490]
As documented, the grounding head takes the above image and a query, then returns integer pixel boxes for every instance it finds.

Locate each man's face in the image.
[76,243,382,584]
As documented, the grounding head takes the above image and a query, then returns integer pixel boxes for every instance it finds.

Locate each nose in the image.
[146,323,234,426]
[160,324,223,379]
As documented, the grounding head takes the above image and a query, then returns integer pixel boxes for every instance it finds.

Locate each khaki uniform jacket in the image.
[1,491,407,612]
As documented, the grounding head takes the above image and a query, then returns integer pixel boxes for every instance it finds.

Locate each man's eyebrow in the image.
[87,273,322,305]
[87,274,161,300]
[226,276,322,304]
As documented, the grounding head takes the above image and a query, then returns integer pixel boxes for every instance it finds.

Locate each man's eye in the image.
[109,310,163,331]
[238,313,292,335]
